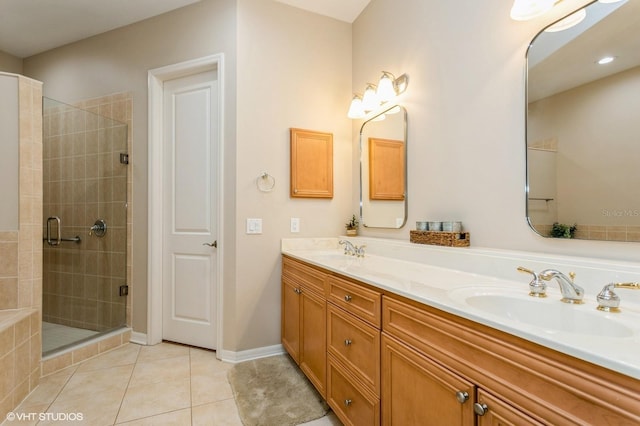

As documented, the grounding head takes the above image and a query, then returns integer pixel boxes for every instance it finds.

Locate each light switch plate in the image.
[290,217,300,233]
[246,218,262,234]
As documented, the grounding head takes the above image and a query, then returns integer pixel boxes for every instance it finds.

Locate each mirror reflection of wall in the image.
[526,0,640,242]
[360,106,407,228]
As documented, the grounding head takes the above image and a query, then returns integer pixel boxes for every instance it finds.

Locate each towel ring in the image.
[256,172,276,192]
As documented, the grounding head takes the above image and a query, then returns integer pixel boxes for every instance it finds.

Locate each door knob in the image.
[202,241,217,248]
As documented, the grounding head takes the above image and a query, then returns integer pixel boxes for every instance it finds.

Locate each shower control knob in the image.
[89,219,107,237]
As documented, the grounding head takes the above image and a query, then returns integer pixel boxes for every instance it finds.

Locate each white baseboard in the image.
[129,331,148,345]
[218,344,285,364]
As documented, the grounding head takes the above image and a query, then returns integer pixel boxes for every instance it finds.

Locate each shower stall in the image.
[42,97,128,355]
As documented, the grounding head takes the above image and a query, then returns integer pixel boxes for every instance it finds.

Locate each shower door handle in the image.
[46,216,61,246]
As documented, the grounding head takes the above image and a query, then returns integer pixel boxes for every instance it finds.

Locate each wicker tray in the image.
[410,230,470,247]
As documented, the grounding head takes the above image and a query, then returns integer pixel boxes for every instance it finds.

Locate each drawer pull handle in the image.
[344,399,352,407]
[455,391,469,404]
[473,403,489,416]
[344,295,352,302]
[294,288,302,294]
[344,339,352,346]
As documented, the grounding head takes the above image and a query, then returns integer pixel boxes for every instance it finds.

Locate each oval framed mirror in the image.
[360,105,407,228]
[526,0,640,241]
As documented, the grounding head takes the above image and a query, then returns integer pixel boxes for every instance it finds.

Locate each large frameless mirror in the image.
[360,105,407,228]
[526,0,640,242]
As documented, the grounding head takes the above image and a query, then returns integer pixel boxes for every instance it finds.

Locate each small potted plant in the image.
[345,214,359,236]
[550,222,577,239]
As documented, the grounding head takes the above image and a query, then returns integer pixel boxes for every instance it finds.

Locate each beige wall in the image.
[0,51,23,74]
[235,0,352,350]
[352,0,638,260]
[23,0,238,337]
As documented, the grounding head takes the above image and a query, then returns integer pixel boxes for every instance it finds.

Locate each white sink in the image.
[449,287,634,338]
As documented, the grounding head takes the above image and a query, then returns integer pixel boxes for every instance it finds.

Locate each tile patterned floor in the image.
[8,342,342,426]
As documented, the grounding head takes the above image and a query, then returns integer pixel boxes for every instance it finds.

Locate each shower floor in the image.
[42,322,99,354]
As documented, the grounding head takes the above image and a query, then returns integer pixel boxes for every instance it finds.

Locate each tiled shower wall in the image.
[42,94,130,332]
[0,75,43,420]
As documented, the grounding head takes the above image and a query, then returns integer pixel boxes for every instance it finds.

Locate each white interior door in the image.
[162,70,218,349]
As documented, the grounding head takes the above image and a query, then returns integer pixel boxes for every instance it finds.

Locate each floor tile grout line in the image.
[31,365,78,424]
[113,407,190,425]
[111,344,141,425]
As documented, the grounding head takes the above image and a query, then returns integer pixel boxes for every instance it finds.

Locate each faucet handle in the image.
[517,266,547,298]
[597,282,640,313]
[355,245,366,258]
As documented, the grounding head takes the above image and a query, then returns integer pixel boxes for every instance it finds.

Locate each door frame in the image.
[147,54,225,353]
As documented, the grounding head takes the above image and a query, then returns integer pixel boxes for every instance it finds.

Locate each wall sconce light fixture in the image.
[348,71,408,119]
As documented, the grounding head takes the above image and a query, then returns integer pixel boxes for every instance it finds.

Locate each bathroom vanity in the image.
[281,238,640,426]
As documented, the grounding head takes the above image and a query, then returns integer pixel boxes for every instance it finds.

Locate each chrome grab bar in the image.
[46,217,61,246]
[44,216,81,246]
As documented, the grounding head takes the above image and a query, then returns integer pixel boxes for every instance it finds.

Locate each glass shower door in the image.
[42,97,128,355]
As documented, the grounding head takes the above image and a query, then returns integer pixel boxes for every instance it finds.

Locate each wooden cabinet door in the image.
[281,277,300,363]
[290,128,333,198]
[300,288,327,397]
[382,334,475,426]
[476,389,544,426]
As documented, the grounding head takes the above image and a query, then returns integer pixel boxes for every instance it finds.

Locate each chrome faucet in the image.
[355,244,366,258]
[339,240,356,256]
[596,282,640,313]
[539,269,584,304]
[339,240,365,257]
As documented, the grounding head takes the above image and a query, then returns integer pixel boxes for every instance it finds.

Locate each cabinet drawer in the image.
[283,256,326,295]
[326,275,381,327]
[327,303,380,395]
[382,295,438,358]
[327,355,380,426]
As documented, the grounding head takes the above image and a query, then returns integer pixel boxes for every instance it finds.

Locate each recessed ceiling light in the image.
[597,56,616,65]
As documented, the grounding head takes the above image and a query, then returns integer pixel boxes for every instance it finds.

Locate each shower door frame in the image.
[147,54,225,355]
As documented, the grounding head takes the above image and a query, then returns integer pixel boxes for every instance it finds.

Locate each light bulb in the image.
[347,95,365,119]
[510,0,555,21]
[376,72,396,103]
[362,84,380,112]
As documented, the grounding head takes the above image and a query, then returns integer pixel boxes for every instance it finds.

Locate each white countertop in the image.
[282,238,640,380]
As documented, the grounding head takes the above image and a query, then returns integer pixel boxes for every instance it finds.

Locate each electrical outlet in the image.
[291,218,300,233]
[246,218,263,234]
